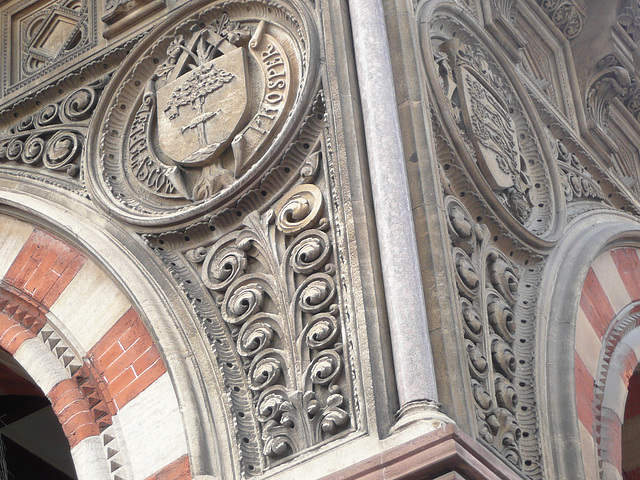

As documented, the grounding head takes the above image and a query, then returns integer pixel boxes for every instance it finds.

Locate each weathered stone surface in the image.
[2,0,640,479]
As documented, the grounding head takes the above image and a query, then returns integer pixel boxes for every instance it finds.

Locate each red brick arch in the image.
[576,247,640,480]
[0,288,111,448]
[0,219,189,480]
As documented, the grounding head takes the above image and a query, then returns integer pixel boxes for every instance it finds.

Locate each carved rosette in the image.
[419,1,564,249]
[86,0,319,227]
[444,195,530,471]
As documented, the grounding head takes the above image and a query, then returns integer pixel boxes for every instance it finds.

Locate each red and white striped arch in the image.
[576,247,640,480]
[0,214,190,480]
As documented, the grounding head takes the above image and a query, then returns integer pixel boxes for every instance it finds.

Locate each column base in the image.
[390,399,455,435]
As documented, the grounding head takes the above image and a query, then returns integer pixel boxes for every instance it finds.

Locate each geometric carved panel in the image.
[1,0,97,96]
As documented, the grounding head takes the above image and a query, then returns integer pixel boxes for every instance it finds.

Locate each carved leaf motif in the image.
[455,249,480,296]
[285,231,331,274]
[487,252,519,305]
[178,175,350,469]
[275,185,324,235]
[296,274,336,314]
[487,294,516,342]
[249,353,285,391]
[222,281,265,325]
[202,246,248,291]
[491,336,517,380]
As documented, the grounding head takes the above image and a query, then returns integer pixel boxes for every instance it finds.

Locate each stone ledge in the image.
[320,424,523,480]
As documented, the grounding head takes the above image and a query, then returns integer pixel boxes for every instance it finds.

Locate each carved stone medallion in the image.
[420,1,564,248]
[86,0,318,226]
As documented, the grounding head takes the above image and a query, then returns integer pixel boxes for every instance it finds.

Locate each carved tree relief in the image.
[88,1,316,226]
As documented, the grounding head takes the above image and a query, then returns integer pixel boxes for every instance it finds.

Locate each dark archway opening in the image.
[623,365,640,479]
[0,347,77,480]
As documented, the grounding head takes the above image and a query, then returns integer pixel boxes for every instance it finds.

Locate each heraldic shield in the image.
[156,46,250,167]
[457,66,522,192]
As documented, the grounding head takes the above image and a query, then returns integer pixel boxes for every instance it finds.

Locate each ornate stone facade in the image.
[1,0,640,479]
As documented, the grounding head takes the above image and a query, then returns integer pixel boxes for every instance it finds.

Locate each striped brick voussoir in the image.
[0,224,166,452]
[576,247,640,480]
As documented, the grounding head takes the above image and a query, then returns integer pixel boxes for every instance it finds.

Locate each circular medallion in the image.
[86,0,318,226]
[420,2,564,247]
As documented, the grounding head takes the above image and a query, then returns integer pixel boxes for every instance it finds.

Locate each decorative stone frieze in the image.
[0,75,110,183]
[535,0,584,40]
[0,0,98,97]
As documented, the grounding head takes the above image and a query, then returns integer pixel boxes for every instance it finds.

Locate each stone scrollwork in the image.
[187,183,350,472]
[443,194,532,472]
[87,0,319,226]
[591,54,640,128]
[0,75,110,178]
[150,102,355,474]
[586,57,631,134]
[554,138,605,202]
[535,0,584,40]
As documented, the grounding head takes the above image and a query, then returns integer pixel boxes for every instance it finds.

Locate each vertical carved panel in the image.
[146,92,357,476]
[444,195,524,469]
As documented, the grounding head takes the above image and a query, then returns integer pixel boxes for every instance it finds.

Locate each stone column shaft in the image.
[347,0,439,406]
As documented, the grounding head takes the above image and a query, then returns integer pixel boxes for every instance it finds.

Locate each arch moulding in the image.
[537,210,640,480]
[0,179,233,479]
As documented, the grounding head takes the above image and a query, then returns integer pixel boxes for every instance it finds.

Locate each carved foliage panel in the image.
[535,0,584,40]
[147,101,356,475]
[0,74,110,191]
[444,195,526,470]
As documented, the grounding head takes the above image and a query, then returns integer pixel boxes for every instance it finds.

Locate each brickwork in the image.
[577,247,640,480]
[3,229,85,308]
[145,455,190,480]
[89,307,166,410]
[0,216,186,479]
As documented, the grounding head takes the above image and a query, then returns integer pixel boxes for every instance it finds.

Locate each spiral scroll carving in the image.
[176,180,351,474]
[0,75,110,178]
[444,195,527,470]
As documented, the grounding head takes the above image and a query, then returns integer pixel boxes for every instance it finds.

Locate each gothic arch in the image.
[0,180,235,479]
[538,210,640,480]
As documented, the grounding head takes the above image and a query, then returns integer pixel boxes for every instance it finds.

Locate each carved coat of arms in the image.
[126,15,293,202]
[437,40,533,224]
